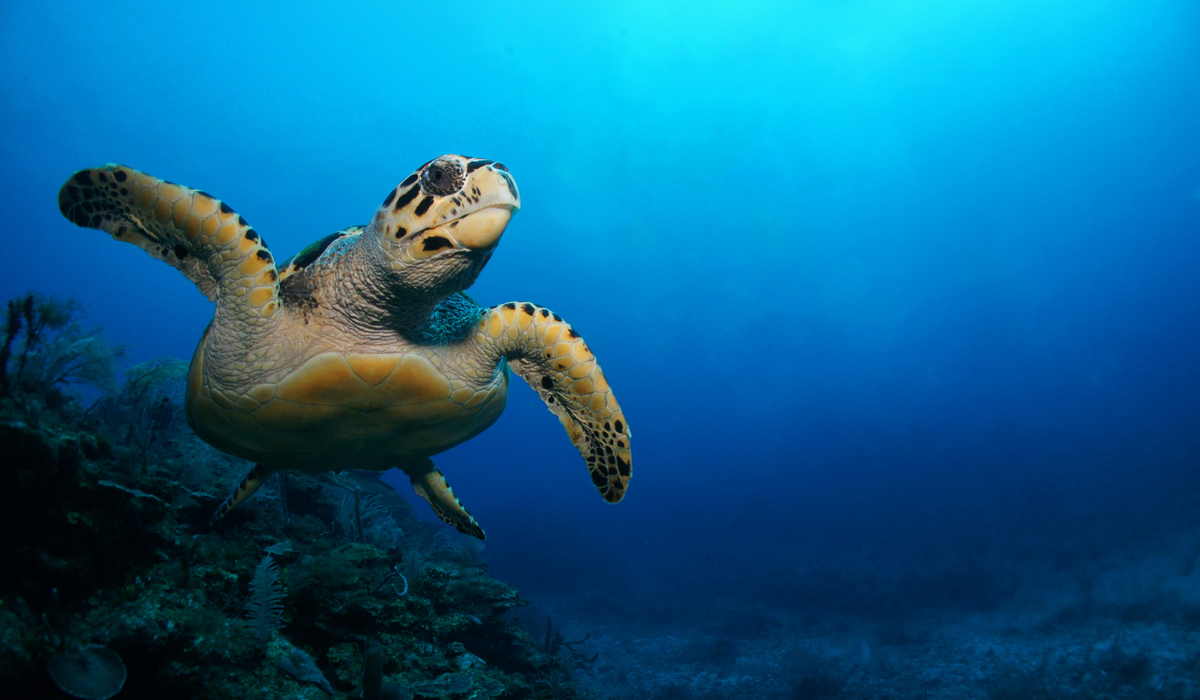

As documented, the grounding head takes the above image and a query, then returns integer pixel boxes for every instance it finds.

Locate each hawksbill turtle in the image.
[57,155,631,539]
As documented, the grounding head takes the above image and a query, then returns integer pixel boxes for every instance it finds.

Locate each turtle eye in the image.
[421,159,465,196]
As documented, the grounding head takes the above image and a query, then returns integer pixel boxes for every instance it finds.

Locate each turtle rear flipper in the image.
[210,463,281,525]
[58,166,281,316]
[404,459,486,540]
[479,302,631,504]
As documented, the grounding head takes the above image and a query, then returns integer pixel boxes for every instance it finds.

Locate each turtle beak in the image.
[454,204,517,252]
[408,161,520,258]
[456,164,520,251]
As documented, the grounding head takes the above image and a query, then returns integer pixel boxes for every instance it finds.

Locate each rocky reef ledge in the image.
[0,294,596,699]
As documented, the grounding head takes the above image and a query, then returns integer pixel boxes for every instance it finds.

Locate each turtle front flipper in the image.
[403,459,486,540]
[58,166,281,317]
[210,463,281,525]
[477,302,632,504]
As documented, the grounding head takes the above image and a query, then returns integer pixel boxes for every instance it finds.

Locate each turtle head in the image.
[369,155,520,298]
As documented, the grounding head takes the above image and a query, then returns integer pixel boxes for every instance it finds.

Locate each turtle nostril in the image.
[493,163,508,172]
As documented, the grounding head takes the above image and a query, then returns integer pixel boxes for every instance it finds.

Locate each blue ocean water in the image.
[4,0,1200,695]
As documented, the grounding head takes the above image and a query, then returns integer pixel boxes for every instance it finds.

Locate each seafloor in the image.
[541,589,1200,699]
[2,292,1198,699]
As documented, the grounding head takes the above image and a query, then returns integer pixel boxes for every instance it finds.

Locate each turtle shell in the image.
[184,328,509,472]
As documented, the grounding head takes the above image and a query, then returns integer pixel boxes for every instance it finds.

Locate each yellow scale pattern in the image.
[58,165,280,323]
[478,302,632,503]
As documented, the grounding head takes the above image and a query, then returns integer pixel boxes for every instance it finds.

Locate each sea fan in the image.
[244,555,285,642]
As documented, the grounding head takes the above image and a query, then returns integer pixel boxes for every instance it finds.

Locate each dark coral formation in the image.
[0,294,594,699]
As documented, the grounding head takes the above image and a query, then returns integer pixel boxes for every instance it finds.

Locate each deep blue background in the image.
[3,0,1199,619]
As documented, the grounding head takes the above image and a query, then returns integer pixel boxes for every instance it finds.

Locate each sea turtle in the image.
[57,156,631,538]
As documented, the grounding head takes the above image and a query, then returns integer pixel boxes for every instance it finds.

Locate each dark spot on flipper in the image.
[540,309,549,318]
[394,226,407,239]
[521,303,535,316]
[541,376,554,390]
[590,469,607,487]
[245,229,259,242]
[616,456,630,476]
[614,420,623,433]
[394,184,420,211]
[382,188,397,207]
[552,313,563,322]
[219,202,233,215]
[73,171,92,185]
[97,171,107,183]
[422,236,452,252]
[503,303,516,310]
[256,250,272,263]
[568,328,580,339]
[174,244,189,259]
[414,195,434,216]
[114,170,127,182]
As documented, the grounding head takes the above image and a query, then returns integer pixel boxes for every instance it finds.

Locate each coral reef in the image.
[0,292,125,427]
[0,294,597,699]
